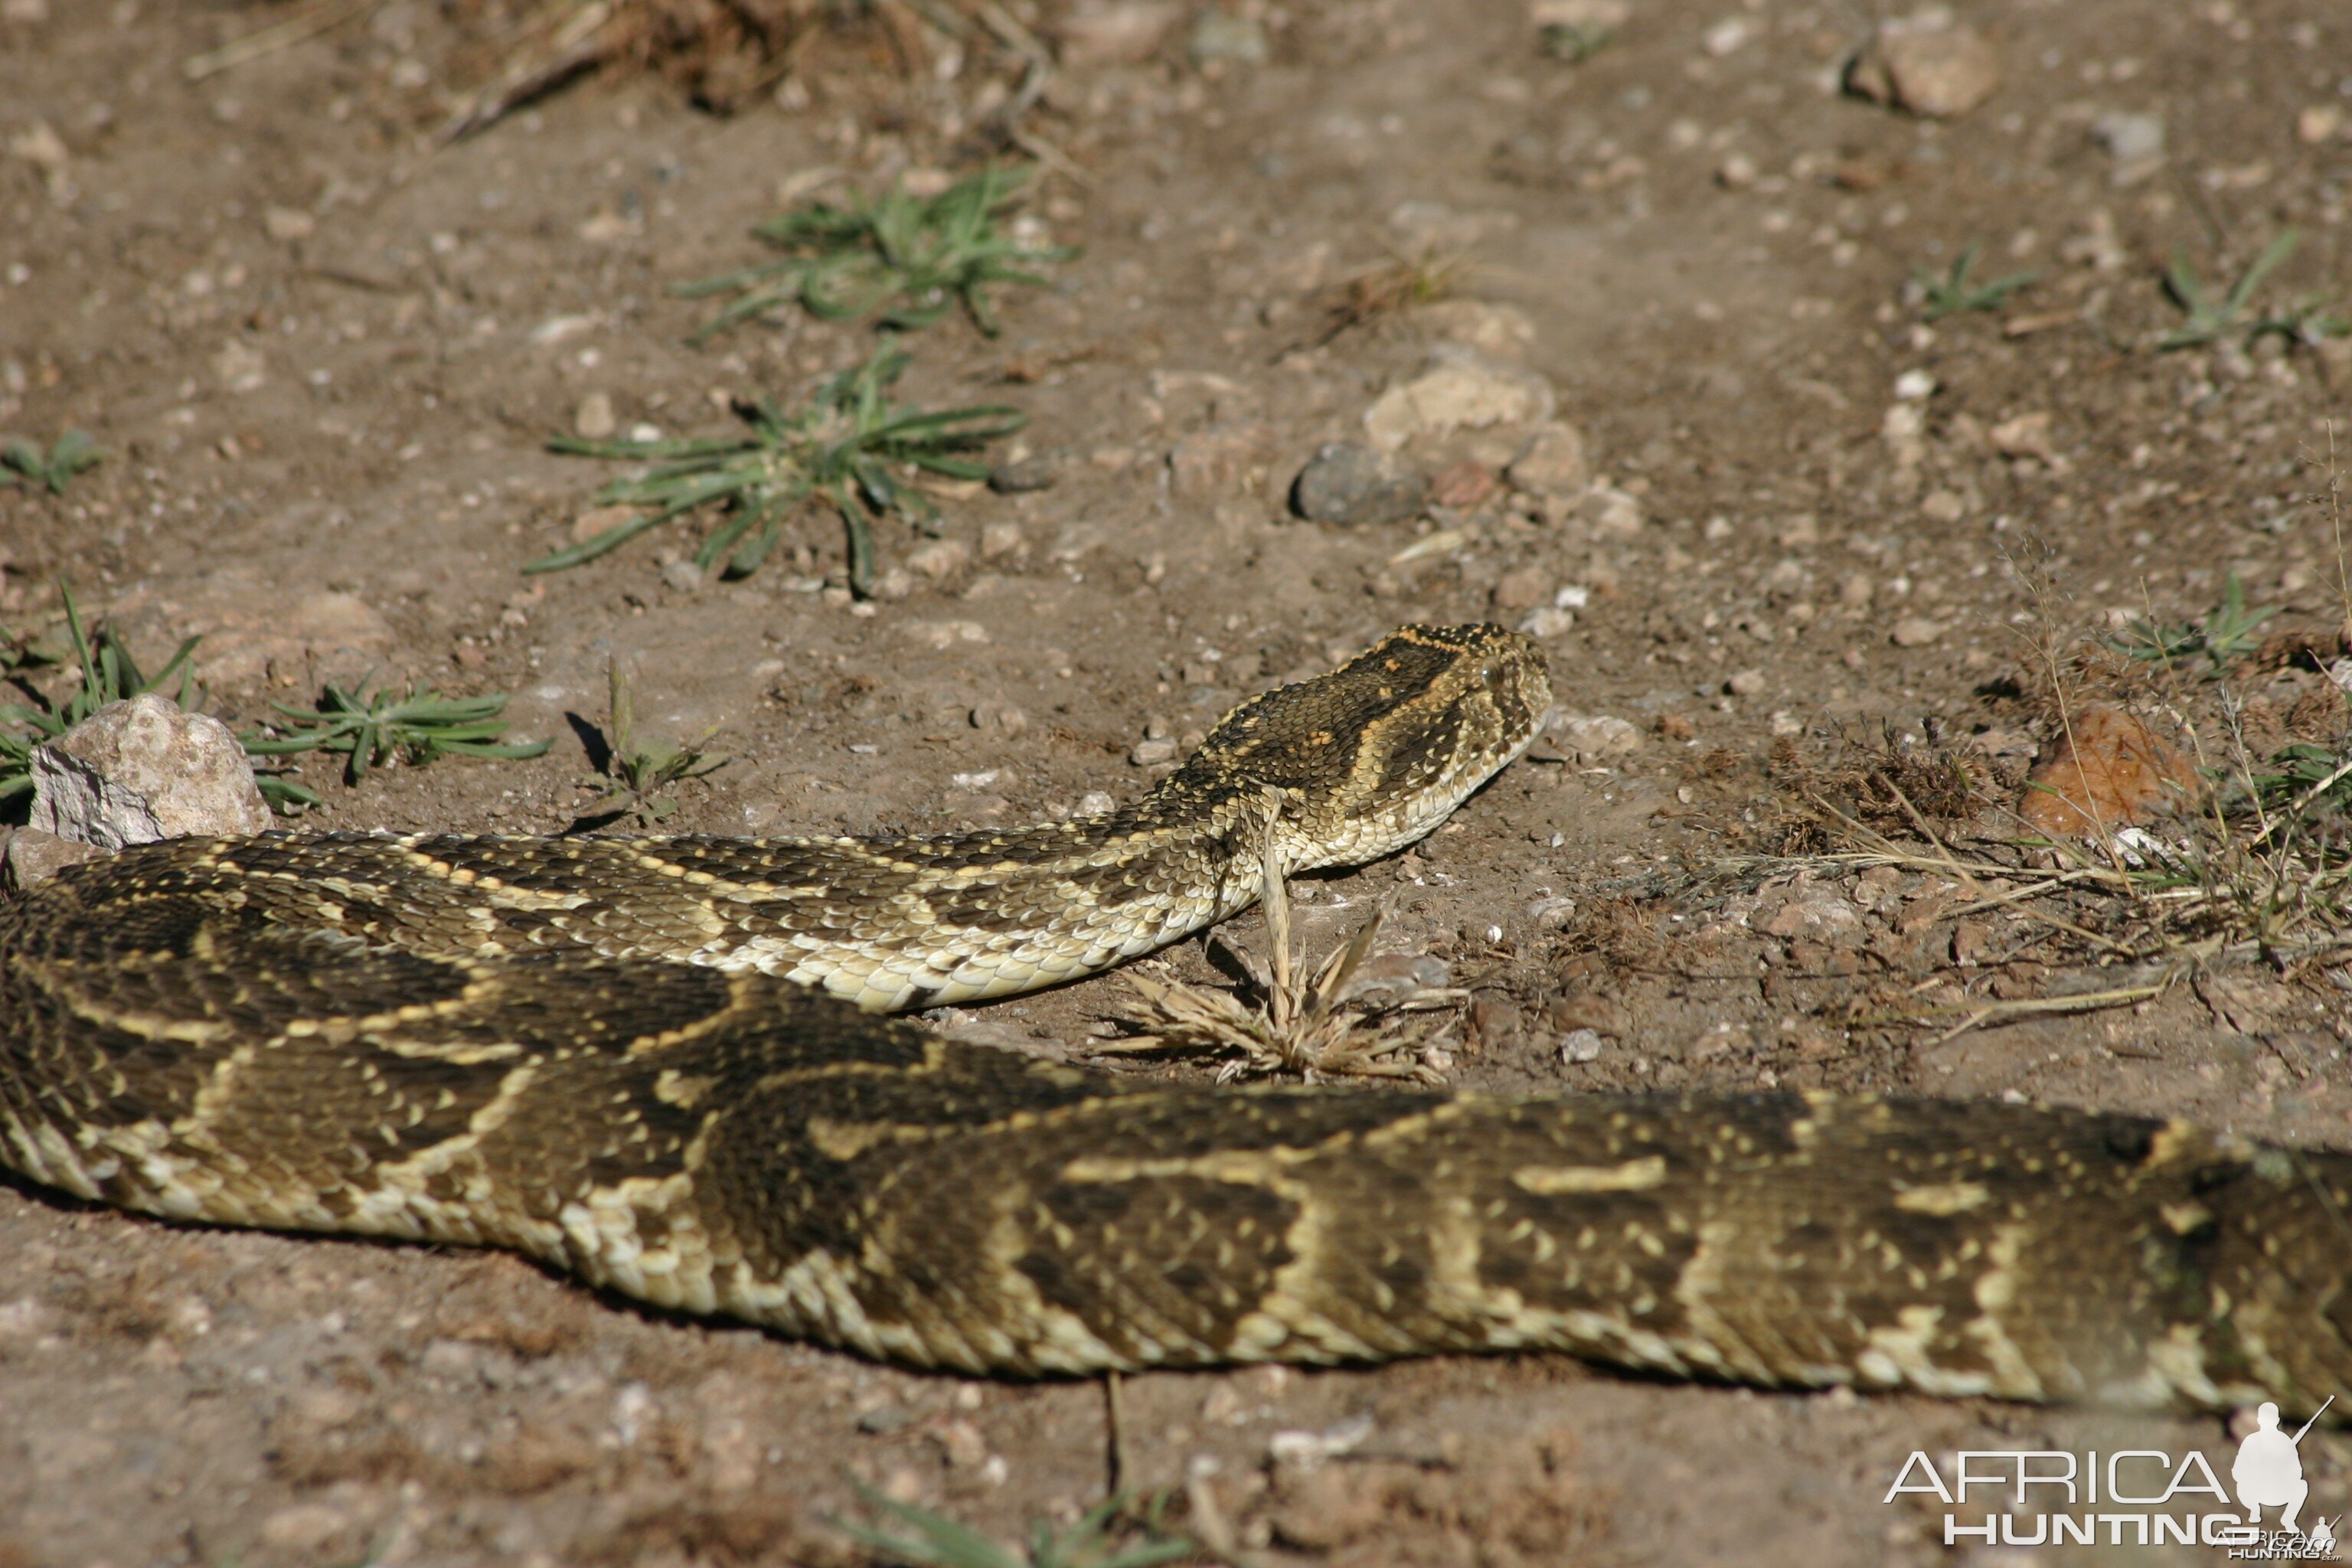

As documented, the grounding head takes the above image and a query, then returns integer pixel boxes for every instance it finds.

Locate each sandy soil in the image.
[5,0,2352,1562]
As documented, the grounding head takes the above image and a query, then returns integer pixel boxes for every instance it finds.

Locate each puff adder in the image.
[3,622,2349,1418]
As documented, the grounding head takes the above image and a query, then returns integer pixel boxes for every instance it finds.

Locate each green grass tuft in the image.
[2108,570,2276,678]
[1910,243,2037,321]
[2159,230,2301,351]
[678,165,1075,342]
[243,680,548,787]
[531,341,1023,597]
[0,430,101,495]
[835,1485,1197,1568]
[577,657,727,827]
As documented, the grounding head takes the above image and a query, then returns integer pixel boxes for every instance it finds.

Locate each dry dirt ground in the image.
[6,0,2352,1563]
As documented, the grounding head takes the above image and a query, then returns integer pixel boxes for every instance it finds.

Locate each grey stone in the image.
[2,827,101,891]
[988,456,1060,494]
[1290,444,1428,527]
[28,694,270,851]
[659,557,705,593]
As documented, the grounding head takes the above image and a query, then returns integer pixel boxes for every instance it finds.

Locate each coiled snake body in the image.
[2,624,2347,1416]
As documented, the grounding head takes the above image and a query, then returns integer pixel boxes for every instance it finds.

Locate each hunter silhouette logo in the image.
[2234,1400,2328,1535]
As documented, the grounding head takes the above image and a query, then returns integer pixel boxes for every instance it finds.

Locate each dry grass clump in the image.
[440,0,1052,138]
[1110,817,1463,1083]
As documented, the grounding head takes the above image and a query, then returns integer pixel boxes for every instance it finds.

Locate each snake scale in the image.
[2,622,2348,1418]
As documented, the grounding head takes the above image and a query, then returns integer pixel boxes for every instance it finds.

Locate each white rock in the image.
[29,694,270,850]
[906,539,973,578]
[573,391,616,439]
[1362,348,1556,453]
[1556,714,1640,763]
[1560,1028,1604,1063]
[1584,485,1645,537]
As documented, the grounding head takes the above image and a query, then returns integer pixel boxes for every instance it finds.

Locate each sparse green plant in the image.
[678,165,1075,342]
[836,1484,1196,1568]
[2251,297,2352,350]
[531,341,1023,596]
[577,658,727,826]
[1304,252,1461,351]
[1,430,102,495]
[2108,570,2276,677]
[1537,20,1613,62]
[2250,741,2352,818]
[2,584,201,808]
[1910,243,2037,321]
[242,679,548,786]
[2158,229,2301,350]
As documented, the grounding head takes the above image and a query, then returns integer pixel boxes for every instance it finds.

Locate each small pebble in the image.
[1291,443,1428,527]
[980,521,1027,558]
[989,456,1058,494]
[659,557,704,593]
[1845,13,2001,119]
[1560,1028,1604,1064]
[970,701,1028,737]
[574,391,616,439]
[1557,714,1641,762]
[2092,110,2165,186]
[1991,410,2054,460]
[1726,668,1767,697]
[1519,606,1576,639]
[1890,616,1945,646]
[1490,567,1550,612]
[1429,460,1500,511]
[906,539,972,579]
[1584,486,1645,537]
[1053,0,1181,68]
[1130,737,1178,766]
[1505,422,1590,498]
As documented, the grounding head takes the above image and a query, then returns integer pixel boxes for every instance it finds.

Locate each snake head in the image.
[1152,622,1553,871]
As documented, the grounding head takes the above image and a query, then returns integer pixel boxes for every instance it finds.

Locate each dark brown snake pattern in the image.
[1,624,2347,1417]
